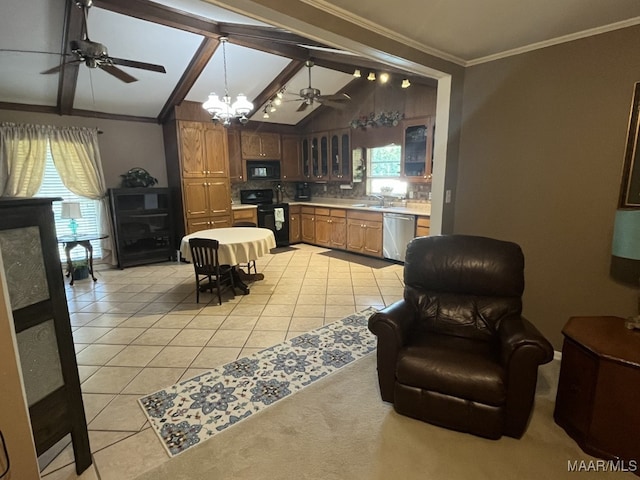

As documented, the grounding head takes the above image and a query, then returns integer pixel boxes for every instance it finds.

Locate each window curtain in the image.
[0,123,48,197]
[48,127,116,265]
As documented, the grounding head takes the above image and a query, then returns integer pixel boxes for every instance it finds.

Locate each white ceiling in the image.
[1,0,639,123]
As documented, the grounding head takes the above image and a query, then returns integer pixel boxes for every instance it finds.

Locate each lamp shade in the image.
[60,202,82,219]
[612,209,640,260]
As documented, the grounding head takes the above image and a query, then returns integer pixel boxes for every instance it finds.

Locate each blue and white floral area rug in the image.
[138,307,378,457]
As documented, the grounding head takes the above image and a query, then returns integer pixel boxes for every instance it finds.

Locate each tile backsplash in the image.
[231,180,431,204]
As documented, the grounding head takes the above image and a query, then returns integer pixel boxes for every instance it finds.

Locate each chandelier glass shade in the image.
[202,37,253,126]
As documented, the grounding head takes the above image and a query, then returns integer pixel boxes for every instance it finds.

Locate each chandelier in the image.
[202,37,253,126]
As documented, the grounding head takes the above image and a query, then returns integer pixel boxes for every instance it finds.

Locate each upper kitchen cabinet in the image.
[241,131,281,160]
[227,128,245,184]
[281,134,302,181]
[309,132,329,180]
[330,129,351,181]
[402,116,434,182]
[179,121,228,178]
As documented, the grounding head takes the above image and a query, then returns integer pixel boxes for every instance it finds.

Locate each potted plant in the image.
[72,260,89,280]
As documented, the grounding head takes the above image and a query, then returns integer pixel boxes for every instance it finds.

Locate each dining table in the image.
[180,227,276,294]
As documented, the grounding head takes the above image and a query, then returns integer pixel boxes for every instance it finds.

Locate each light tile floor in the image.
[40,244,404,480]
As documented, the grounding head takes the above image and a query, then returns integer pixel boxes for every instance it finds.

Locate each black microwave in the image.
[247,161,281,180]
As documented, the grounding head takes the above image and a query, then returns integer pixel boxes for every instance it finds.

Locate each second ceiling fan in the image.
[291,60,351,112]
[42,0,166,83]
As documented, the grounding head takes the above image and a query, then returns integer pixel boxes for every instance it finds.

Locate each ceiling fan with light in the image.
[292,60,351,112]
[41,0,166,83]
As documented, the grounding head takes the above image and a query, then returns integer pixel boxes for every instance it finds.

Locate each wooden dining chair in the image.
[232,221,258,274]
[188,238,235,305]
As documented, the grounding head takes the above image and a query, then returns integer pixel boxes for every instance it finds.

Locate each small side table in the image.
[554,316,640,467]
[57,234,108,285]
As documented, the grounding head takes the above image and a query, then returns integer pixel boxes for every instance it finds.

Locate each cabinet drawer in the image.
[347,210,383,223]
[315,207,331,216]
[232,208,257,223]
[416,216,430,228]
[331,209,346,218]
[301,206,315,215]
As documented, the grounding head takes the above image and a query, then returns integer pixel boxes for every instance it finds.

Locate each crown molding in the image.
[300,0,466,66]
[467,17,640,66]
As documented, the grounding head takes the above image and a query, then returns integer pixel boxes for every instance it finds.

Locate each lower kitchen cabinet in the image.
[315,208,331,247]
[289,205,301,243]
[416,216,430,237]
[347,210,383,257]
[182,178,231,234]
[329,209,347,249]
[232,206,257,225]
[301,206,315,243]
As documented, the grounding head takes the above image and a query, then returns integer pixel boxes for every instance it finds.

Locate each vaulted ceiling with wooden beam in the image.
[1,0,639,125]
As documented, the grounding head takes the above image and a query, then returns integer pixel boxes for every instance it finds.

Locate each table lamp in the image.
[61,201,82,238]
[612,209,640,330]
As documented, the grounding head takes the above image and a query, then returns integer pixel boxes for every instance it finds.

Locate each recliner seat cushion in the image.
[396,332,506,406]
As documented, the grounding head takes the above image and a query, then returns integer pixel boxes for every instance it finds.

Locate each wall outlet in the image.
[445,190,452,203]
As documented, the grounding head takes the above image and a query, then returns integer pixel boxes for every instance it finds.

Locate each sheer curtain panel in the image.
[0,123,48,197]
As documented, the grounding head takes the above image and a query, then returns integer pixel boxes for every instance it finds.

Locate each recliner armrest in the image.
[368,299,416,348]
[368,300,417,402]
[498,315,554,367]
[498,315,554,438]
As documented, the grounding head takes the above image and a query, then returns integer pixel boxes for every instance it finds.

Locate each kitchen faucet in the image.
[371,194,385,206]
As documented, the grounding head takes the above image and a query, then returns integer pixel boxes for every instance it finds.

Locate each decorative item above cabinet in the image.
[241,131,281,160]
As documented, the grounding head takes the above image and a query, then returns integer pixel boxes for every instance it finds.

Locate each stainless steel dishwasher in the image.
[383,213,416,261]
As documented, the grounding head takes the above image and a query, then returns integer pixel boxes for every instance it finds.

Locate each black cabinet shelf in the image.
[109,188,175,269]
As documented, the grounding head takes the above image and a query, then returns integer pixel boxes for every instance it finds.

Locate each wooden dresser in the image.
[554,316,640,468]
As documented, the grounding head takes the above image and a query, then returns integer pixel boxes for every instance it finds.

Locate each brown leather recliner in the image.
[368,235,553,439]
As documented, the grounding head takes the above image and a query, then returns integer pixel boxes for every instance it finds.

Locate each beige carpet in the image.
[134,354,633,480]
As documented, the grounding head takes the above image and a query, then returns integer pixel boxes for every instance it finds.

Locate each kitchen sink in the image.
[368,205,385,209]
[351,203,367,207]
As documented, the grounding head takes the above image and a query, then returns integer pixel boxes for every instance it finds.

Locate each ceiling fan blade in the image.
[110,57,166,73]
[318,93,351,102]
[317,99,349,110]
[41,59,81,75]
[296,101,309,112]
[99,63,137,83]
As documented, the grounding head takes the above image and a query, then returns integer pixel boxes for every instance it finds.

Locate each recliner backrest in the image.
[403,235,524,341]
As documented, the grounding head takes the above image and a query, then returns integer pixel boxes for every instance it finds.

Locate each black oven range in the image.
[240,189,289,247]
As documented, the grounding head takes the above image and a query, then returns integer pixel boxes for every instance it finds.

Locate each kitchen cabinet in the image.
[315,208,331,247]
[227,128,245,183]
[232,207,257,225]
[301,206,315,243]
[330,129,351,181]
[179,121,228,178]
[416,216,430,237]
[347,210,383,257]
[329,208,347,249]
[301,137,311,180]
[164,119,232,237]
[0,198,91,474]
[109,188,175,268]
[241,131,281,159]
[289,205,301,243]
[308,132,329,180]
[281,134,302,181]
[402,116,434,182]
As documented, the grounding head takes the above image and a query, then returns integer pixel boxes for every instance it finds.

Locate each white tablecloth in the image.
[180,227,276,265]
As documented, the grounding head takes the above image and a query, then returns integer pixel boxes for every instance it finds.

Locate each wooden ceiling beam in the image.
[58,0,84,115]
[226,36,310,62]
[93,0,221,38]
[158,37,220,123]
[219,23,328,49]
[250,59,305,114]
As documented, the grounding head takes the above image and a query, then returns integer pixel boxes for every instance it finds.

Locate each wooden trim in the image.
[94,0,221,38]
[70,108,158,123]
[251,59,305,114]
[158,37,220,123]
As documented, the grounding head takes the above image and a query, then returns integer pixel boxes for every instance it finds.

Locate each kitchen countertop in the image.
[231,199,430,216]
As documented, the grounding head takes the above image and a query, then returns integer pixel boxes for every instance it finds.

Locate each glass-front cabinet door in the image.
[402,117,434,182]
[302,137,310,179]
[330,129,351,181]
